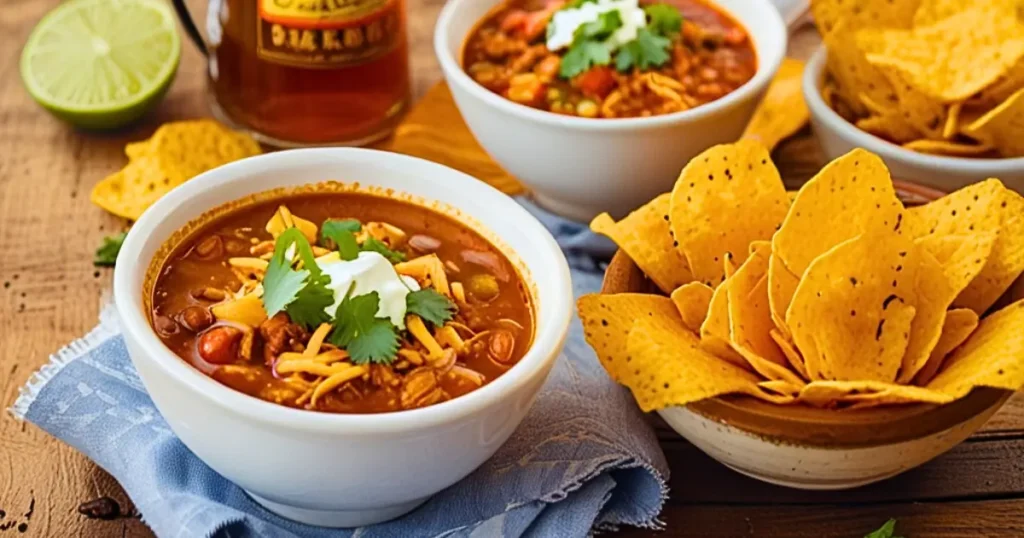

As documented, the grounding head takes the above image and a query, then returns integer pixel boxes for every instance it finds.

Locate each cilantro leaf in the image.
[361,237,407,263]
[576,10,622,41]
[329,289,400,364]
[347,320,400,364]
[615,28,671,72]
[94,232,128,267]
[561,40,611,78]
[262,228,333,329]
[864,519,902,538]
[321,219,361,261]
[644,4,683,36]
[406,289,457,327]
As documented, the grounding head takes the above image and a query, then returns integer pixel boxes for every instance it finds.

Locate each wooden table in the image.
[1,1,1022,536]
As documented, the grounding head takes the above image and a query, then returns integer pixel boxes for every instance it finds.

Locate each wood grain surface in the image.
[1,1,1023,537]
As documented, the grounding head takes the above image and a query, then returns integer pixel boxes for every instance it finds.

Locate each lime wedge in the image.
[20,0,181,130]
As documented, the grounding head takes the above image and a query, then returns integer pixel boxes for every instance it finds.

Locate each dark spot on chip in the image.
[663,215,669,221]
[673,240,679,247]
[850,277,858,285]
[708,174,714,181]
[899,251,907,257]
[896,265,903,272]
[894,213,903,232]
[951,210,957,216]
[883,294,901,309]
[664,383,670,389]
[875,320,885,340]
[601,319,608,327]
[851,310,856,316]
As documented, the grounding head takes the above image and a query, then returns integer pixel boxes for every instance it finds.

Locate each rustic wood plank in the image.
[664,435,1024,505]
[618,499,1024,538]
[1,2,1022,538]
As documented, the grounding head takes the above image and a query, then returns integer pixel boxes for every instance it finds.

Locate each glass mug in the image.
[172,0,411,147]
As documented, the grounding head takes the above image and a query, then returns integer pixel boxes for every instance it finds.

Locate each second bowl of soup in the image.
[114,149,573,527]
[436,0,787,221]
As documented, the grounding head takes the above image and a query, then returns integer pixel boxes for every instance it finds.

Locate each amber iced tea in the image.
[205,0,411,146]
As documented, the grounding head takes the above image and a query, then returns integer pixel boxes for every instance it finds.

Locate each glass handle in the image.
[171,0,208,57]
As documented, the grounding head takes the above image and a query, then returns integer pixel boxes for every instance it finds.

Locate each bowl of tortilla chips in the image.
[802,0,1024,193]
[581,140,1024,489]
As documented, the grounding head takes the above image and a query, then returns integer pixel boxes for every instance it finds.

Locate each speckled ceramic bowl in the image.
[601,181,1017,490]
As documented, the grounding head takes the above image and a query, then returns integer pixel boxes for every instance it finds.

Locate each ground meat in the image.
[259,313,309,365]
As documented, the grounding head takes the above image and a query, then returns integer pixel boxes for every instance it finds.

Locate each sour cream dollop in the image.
[546,0,648,53]
[317,251,419,329]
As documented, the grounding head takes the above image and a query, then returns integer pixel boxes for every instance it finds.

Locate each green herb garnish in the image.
[865,519,902,538]
[361,237,407,263]
[406,288,457,327]
[615,28,672,72]
[643,4,683,36]
[329,285,400,364]
[262,228,334,329]
[94,232,128,267]
[550,2,683,79]
[320,219,362,261]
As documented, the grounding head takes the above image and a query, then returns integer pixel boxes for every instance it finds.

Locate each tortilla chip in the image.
[741,58,809,150]
[799,380,952,408]
[810,0,920,36]
[577,293,681,382]
[90,155,171,220]
[902,139,994,156]
[726,244,805,386]
[125,141,149,160]
[915,233,996,296]
[856,113,921,144]
[913,0,1020,27]
[758,379,803,398]
[963,87,1024,157]
[700,283,748,369]
[880,69,947,139]
[824,23,897,118]
[624,315,795,411]
[773,148,905,278]
[858,7,1024,102]
[942,103,962,139]
[771,328,809,381]
[592,194,693,293]
[976,59,1024,107]
[927,299,1024,398]
[768,252,799,337]
[787,232,922,382]
[669,141,790,287]
[909,179,1024,314]
[897,247,958,384]
[914,308,980,386]
[671,282,714,333]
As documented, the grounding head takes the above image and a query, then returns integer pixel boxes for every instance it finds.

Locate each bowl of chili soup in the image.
[113,149,573,527]
[436,0,787,221]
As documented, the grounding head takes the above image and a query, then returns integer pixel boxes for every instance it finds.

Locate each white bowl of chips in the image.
[802,0,1024,194]
[583,139,1024,489]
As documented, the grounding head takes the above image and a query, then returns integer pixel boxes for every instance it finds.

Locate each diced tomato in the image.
[500,10,529,33]
[575,66,617,99]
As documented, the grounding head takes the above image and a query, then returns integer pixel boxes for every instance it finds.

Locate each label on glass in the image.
[256,0,401,68]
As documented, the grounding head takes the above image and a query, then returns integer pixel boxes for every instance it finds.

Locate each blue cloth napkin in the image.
[10,198,667,538]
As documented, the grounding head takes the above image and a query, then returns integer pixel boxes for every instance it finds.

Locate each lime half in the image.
[21,0,181,130]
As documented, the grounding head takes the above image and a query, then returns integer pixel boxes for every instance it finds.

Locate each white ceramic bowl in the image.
[113,149,573,527]
[435,0,788,222]
[804,47,1024,193]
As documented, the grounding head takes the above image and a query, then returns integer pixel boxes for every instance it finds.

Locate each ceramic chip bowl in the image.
[601,181,1017,490]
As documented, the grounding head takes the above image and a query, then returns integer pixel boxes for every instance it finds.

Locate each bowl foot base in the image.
[246,491,429,527]
[720,462,900,490]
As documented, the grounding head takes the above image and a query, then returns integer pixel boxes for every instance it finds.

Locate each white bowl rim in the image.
[434,0,787,131]
[113,148,574,435]
[803,46,1024,171]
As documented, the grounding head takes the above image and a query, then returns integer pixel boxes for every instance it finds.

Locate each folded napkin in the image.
[10,199,668,538]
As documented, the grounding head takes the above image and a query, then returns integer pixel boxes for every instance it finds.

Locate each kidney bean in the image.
[178,306,214,332]
[193,236,223,259]
[198,326,244,364]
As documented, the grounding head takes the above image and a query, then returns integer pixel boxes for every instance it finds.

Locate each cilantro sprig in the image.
[94,232,128,267]
[320,219,361,261]
[328,285,400,364]
[552,2,683,79]
[406,289,457,327]
[262,228,334,329]
[864,519,902,538]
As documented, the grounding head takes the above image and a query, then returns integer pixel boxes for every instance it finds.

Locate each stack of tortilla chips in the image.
[91,119,262,220]
[580,140,1024,411]
[815,0,1024,158]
